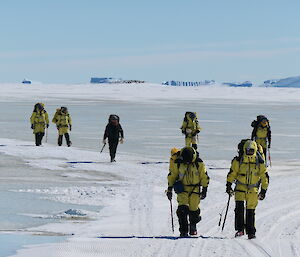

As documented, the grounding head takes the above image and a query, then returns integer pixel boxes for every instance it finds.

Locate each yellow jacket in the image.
[227,151,269,193]
[30,110,49,134]
[168,150,209,192]
[181,113,201,138]
[54,112,72,127]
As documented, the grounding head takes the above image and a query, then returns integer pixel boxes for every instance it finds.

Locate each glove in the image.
[119,138,124,144]
[31,124,35,129]
[56,126,59,130]
[69,125,72,131]
[192,130,200,137]
[258,189,266,200]
[201,187,207,200]
[268,143,271,149]
[166,187,172,200]
[102,139,107,145]
[186,128,192,134]
[226,182,234,196]
[46,124,49,128]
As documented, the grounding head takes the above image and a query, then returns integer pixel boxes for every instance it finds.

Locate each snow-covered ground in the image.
[0,83,300,257]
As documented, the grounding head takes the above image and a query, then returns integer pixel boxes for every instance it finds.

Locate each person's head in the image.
[189,112,196,120]
[243,140,257,162]
[61,106,68,114]
[260,118,268,127]
[36,103,43,111]
[180,147,196,163]
[109,115,119,125]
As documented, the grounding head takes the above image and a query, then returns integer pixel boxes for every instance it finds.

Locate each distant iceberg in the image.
[262,76,300,88]
[22,79,31,84]
[162,80,215,86]
[222,81,252,87]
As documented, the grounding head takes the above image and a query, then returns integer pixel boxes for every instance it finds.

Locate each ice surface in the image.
[0,83,300,257]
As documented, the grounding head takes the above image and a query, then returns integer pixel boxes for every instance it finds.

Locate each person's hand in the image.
[119,138,124,144]
[226,182,234,196]
[31,124,34,129]
[268,144,271,149]
[186,128,192,134]
[166,187,172,200]
[102,139,107,145]
[69,125,72,131]
[46,124,49,128]
[201,187,207,200]
[56,126,59,130]
[258,189,266,200]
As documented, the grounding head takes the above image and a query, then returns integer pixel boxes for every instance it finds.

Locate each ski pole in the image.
[218,205,227,227]
[45,128,48,143]
[268,148,272,167]
[221,194,231,231]
[169,199,175,233]
[100,143,106,153]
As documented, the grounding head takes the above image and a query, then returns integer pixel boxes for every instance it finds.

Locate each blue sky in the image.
[1,0,300,84]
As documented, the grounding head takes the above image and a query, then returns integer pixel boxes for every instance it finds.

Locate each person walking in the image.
[180,112,201,150]
[102,114,124,162]
[166,146,209,237]
[52,106,72,147]
[251,115,271,161]
[226,139,269,239]
[30,103,49,146]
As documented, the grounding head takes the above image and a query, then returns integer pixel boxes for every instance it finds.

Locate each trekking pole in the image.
[45,128,48,143]
[268,148,272,167]
[100,143,106,153]
[218,205,226,227]
[221,194,231,231]
[169,199,175,233]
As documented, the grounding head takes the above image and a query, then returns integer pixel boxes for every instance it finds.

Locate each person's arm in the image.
[45,112,49,127]
[258,164,269,200]
[103,124,109,140]
[119,124,124,138]
[30,112,36,129]
[267,127,271,148]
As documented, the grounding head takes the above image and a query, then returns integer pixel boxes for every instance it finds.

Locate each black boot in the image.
[235,201,245,235]
[65,133,72,147]
[177,205,189,237]
[246,209,256,238]
[58,135,63,146]
[189,209,201,235]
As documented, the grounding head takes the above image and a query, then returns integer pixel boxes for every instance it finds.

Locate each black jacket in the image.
[103,123,124,141]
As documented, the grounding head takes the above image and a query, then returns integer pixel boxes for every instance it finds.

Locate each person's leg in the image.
[39,132,45,145]
[235,201,245,236]
[109,140,118,162]
[58,135,63,146]
[246,209,256,238]
[35,133,39,146]
[177,192,189,236]
[191,136,197,150]
[245,192,258,238]
[177,205,189,237]
[188,193,201,235]
[65,133,72,147]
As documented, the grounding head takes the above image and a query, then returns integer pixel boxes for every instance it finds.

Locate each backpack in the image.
[237,139,250,156]
[184,112,198,122]
[251,115,269,128]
